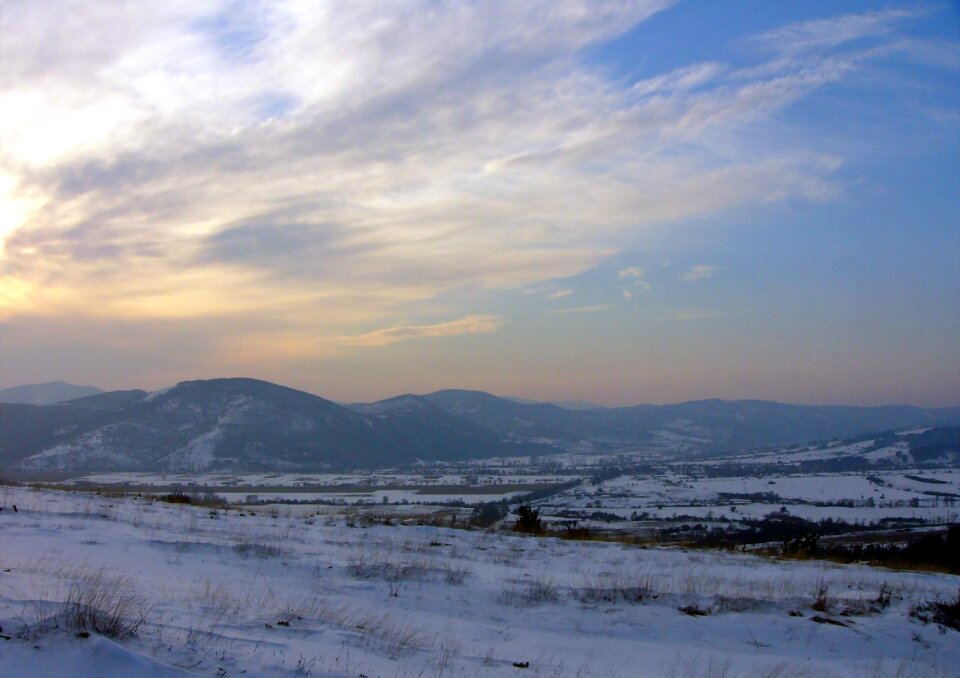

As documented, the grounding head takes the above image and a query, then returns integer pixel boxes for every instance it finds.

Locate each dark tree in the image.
[515,504,543,533]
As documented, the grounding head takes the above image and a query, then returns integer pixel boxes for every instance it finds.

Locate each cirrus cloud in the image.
[0,1,949,387]
[337,314,506,348]
[546,304,615,316]
[680,265,718,283]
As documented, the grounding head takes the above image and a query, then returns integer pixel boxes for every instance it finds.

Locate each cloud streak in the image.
[546,304,615,316]
[337,315,506,347]
[751,8,923,56]
[619,266,652,296]
[680,265,717,283]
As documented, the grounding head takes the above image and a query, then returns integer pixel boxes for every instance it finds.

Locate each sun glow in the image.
[0,173,46,256]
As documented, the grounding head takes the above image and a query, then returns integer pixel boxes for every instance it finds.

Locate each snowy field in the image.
[537,471,960,525]
[54,473,568,506]
[1,485,958,677]
[64,472,570,488]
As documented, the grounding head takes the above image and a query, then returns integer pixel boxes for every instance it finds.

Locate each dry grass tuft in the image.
[55,571,149,638]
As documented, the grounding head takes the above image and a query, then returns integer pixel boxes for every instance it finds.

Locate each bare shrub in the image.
[811,579,830,613]
[876,582,893,608]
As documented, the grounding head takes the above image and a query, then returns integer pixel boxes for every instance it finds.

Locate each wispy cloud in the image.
[337,315,505,347]
[680,265,718,283]
[752,8,923,55]
[0,1,944,378]
[630,62,726,97]
[618,266,646,280]
[618,266,652,295]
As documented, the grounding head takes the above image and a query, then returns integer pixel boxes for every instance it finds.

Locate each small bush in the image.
[875,582,893,609]
[515,505,543,533]
[811,580,830,613]
[160,491,191,504]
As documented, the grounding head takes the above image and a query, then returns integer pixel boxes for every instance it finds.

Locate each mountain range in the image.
[1,378,957,473]
[0,381,102,406]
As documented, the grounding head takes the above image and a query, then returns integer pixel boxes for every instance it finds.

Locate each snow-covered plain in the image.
[58,473,566,506]
[537,471,960,525]
[0,485,958,677]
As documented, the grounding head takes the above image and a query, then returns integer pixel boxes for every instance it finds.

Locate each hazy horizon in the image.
[2,1,958,408]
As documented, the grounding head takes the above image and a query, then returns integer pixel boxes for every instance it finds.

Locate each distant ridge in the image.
[1,377,957,473]
[0,378,548,473]
[0,381,102,406]
[504,396,604,410]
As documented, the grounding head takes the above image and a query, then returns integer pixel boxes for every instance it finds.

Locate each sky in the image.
[0,1,958,407]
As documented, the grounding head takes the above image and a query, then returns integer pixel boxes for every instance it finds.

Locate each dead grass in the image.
[910,589,960,631]
[232,541,283,558]
[575,574,656,604]
[36,570,150,639]
[499,577,561,606]
[811,579,830,613]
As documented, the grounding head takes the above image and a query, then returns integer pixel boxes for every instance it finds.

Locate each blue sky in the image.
[0,1,957,406]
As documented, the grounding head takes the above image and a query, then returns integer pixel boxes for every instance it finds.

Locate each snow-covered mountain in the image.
[710,426,960,472]
[420,390,960,455]
[0,379,545,473]
[1,378,957,473]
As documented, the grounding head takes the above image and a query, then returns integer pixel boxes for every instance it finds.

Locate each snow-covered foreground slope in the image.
[0,486,957,677]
